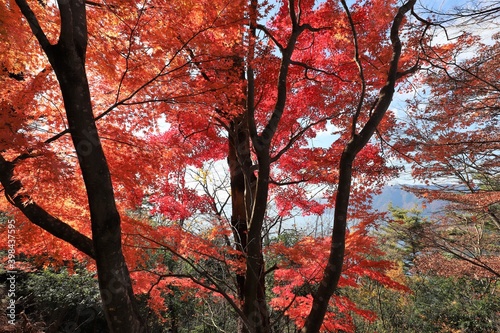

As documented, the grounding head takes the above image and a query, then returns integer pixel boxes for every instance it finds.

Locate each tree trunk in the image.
[242,139,271,333]
[229,112,273,333]
[14,1,146,331]
[228,116,251,333]
[302,1,417,331]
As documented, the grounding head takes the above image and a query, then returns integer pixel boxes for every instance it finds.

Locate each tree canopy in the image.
[1,0,499,332]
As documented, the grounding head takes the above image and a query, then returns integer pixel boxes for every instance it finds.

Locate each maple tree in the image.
[389,12,500,283]
[347,206,500,333]
[0,0,245,329]
[0,0,151,331]
[146,0,426,331]
[394,0,500,222]
[0,0,446,332]
[370,33,500,319]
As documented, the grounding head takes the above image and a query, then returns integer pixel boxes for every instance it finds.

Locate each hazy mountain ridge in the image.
[372,185,446,214]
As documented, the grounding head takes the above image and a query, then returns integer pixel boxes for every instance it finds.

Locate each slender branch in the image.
[340,0,366,138]
[288,0,298,28]
[132,233,250,327]
[270,116,333,163]
[270,293,298,328]
[256,24,285,51]
[431,240,500,278]
[247,0,258,141]
[289,60,351,82]
[14,0,53,54]
[114,0,148,103]
[269,176,312,186]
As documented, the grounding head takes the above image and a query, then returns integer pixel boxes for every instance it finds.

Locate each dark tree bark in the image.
[0,155,95,258]
[13,0,146,331]
[301,1,418,332]
[228,114,255,333]
[239,1,305,331]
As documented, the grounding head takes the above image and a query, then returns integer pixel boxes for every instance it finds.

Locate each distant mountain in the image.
[297,185,447,233]
[371,185,446,214]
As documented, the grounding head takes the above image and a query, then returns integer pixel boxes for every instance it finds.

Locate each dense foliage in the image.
[0,0,499,332]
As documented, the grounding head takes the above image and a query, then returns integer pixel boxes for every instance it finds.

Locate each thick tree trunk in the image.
[228,116,252,333]
[227,48,271,332]
[229,113,272,333]
[52,29,146,333]
[238,1,302,329]
[242,140,271,333]
[14,1,146,332]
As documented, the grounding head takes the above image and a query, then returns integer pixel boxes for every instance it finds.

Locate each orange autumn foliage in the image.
[0,0,444,331]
